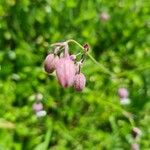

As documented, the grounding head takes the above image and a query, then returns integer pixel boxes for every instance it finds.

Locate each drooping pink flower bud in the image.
[74,73,86,91]
[44,53,59,73]
[118,88,129,98]
[100,12,110,21]
[33,102,43,112]
[56,56,76,88]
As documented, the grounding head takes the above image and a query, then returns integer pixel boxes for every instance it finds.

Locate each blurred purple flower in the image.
[70,55,76,61]
[118,88,129,99]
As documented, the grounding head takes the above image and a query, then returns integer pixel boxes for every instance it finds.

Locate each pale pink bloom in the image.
[118,88,129,98]
[100,12,110,21]
[33,102,43,112]
[44,53,59,73]
[74,73,86,91]
[56,56,76,88]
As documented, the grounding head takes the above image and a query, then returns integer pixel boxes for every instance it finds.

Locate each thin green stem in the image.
[67,39,84,50]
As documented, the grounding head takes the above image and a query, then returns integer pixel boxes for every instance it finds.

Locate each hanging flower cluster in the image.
[44,42,87,91]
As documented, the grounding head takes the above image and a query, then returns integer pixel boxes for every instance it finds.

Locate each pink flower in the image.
[56,56,76,88]
[74,73,86,91]
[100,12,110,21]
[44,53,59,73]
[33,102,43,112]
[118,88,129,98]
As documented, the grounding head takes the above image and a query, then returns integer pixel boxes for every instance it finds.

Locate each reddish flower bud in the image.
[56,56,76,88]
[44,54,59,73]
[74,73,86,91]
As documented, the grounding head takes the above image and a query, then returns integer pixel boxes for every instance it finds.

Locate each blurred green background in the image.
[0,0,150,149]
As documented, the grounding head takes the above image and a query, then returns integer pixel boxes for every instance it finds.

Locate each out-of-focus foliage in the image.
[0,0,150,149]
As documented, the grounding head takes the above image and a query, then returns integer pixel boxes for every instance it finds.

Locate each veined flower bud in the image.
[118,88,129,98]
[56,56,76,88]
[74,73,86,91]
[44,53,59,73]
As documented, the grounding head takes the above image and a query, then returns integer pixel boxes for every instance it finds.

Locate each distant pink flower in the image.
[132,127,142,139]
[74,73,86,91]
[33,102,43,112]
[56,56,76,88]
[118,88,129,98]
[131,143,139,150]
[44,53,59,73]
[100,12,110,21]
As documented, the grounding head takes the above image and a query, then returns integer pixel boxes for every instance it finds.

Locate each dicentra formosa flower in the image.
[44,53,59,73]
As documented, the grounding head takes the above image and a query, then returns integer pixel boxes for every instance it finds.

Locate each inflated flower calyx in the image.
[74,73,86,91]
[56,56,76,88]
[44,53,59,73]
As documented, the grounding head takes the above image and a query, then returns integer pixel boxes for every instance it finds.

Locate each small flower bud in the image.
[83,43,89,52]
[70,55,76,61]
[56,56,76,88]
[74,73,86,91]
[118,88,129,99]
[44,53,59,73]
